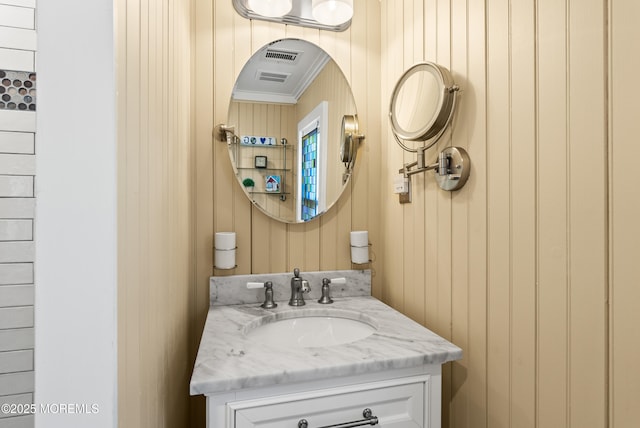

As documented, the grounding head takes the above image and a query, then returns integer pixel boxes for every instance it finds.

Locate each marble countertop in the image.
[190,295,463,396]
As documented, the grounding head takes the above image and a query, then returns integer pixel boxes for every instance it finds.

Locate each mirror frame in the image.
[224,39,364,224]
[388,62,457,151]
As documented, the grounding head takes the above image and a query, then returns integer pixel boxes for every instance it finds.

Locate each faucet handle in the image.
[318,278,345,304]
[246,281,277,309]
[318,278,333,304]
[293,268,300,278]
[247,282,265,289]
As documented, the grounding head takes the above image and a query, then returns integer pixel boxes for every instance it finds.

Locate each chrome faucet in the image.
[246,280,277,309]
[289,268,310,306]
[317,277,346,304]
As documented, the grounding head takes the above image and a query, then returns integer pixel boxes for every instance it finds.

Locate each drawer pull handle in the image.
[298,408,379,428]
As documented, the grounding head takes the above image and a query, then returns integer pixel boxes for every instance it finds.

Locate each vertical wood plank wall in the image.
[381,1,638,428]
[0,1,36,428]
[609,1,640,426]
[115,0,193,427]
[186,0,640,427]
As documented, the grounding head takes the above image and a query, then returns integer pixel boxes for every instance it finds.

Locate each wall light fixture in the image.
[312,0,353,26]
[233,0,353,32]
[247,0,292,17]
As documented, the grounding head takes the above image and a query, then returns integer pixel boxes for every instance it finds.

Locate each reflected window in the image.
[297,101,328,222]
[301,128,318,220]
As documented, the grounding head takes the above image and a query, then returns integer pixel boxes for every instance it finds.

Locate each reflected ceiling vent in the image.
[257,70,290,83]
[263,49,301,64]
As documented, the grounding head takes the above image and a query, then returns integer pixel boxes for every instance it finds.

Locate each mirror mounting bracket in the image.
[399,146,470,198]
[214,123,237,145]
[401,147,439,177]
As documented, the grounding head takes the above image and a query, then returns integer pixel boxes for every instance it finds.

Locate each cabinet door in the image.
[230,381,426,428]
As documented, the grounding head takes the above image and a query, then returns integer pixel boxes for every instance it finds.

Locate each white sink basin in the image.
[245,315,376,348]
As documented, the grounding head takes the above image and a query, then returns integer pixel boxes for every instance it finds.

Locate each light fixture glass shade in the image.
[312,0,353,26]
[248,0,292,17]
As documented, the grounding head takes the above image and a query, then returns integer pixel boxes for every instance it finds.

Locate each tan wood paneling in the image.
[358,0,381,298]
[454,0,488,425]
[118,2,142,426]
[190,0,213,422]
[485,0,511,426]
[381,1,613,428]
[116,0,192,427]
[116,0,640,427]
[567,0,608,426]
[509,1,537,427]
[403,0,427,328]
[537,1,570,425]
[380,0,406,312]
[610,2,640,427]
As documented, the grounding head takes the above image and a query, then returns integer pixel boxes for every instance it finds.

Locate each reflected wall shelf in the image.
[231,137,291,202]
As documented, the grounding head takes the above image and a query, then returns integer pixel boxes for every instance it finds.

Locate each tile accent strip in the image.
[0,70,36,111]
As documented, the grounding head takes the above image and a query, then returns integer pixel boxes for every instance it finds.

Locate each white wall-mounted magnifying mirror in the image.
[220,39,363,223]
[389,62,457,152]
[388,61,470,193]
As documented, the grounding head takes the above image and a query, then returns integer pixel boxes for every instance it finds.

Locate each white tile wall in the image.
[0,329,33,352]
[1,4,37,426]
[0,415,34,428]
[0,307,33,329]
[0,176,33,197]
[0,350,32,373]
[0,285,33,307]
[0,220,32,241]
[0,112,36,133]
[0,5,34,29]
[0,242,34,262]
[0,1,35,7]
[0,48,33,71]
[0,393,31,419]
[0,264,32,285]
[0,132,34,154]
[0,199,34,218]
[0,372,33,396]
[0,155,35,175]
[0,27,35,51]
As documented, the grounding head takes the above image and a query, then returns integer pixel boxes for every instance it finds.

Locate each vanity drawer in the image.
[228,377,428,428]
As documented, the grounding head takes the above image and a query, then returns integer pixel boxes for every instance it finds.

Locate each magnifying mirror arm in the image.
[399,146,470,192]
[402,162,439,177]
[400,147,439,177]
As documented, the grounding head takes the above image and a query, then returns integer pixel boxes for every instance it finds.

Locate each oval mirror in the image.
[389,62,457,152]
[225,38,362,223]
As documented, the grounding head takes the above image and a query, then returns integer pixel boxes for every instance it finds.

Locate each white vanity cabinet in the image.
[206,367,442,428]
